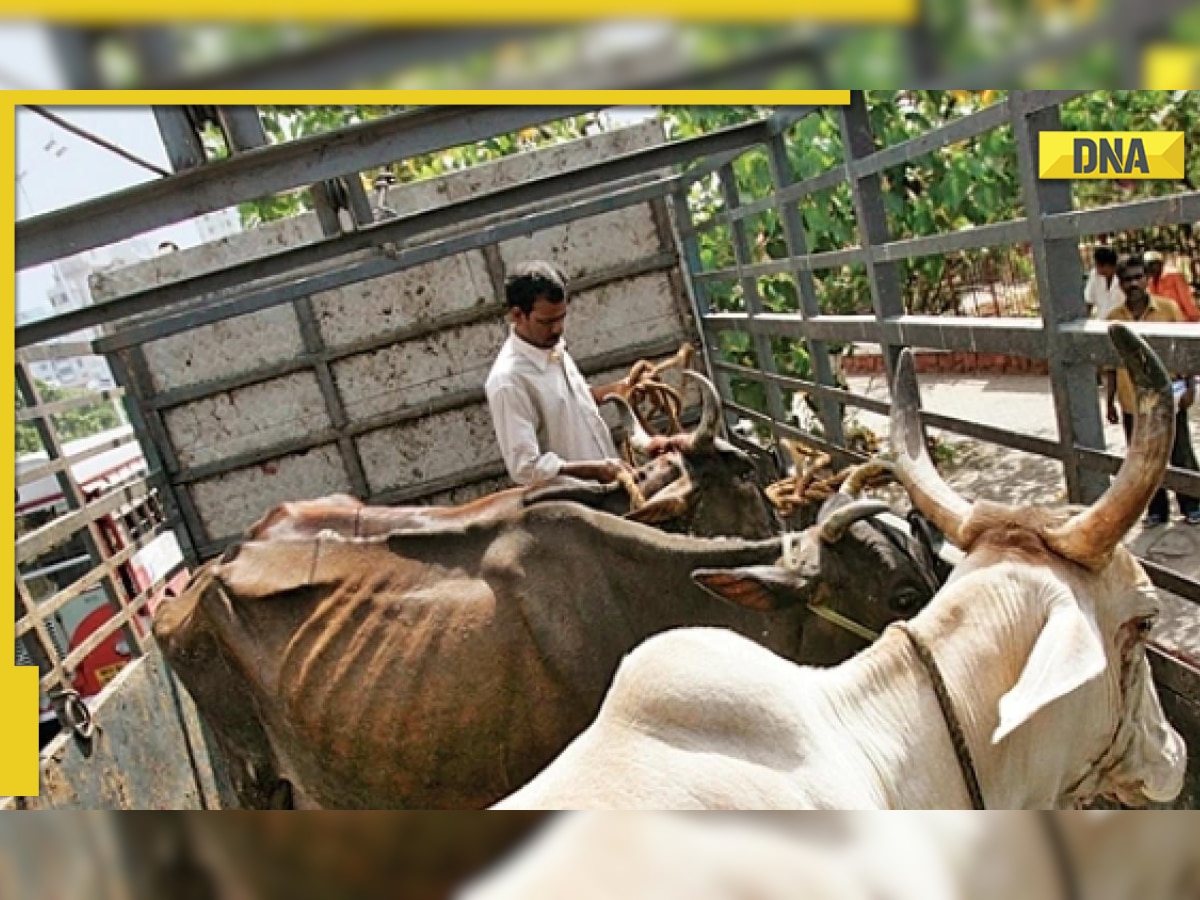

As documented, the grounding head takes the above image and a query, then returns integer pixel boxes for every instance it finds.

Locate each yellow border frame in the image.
[1,89,848,799]
[0,2,916,23]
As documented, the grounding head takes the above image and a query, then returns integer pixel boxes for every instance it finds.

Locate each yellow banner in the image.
[1144,47,1200,89]
[0,0,916,22]
[1038,131,1185,180]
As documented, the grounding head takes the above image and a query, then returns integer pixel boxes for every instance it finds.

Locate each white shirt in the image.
[1085,268,1124,319]
[485,330,618,485]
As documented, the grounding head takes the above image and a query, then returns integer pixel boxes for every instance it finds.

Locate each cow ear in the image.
[992,598,1107,744]
[692,566,814,613]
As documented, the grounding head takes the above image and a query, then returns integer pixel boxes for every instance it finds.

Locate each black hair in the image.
[504,261,567,314]
[1116,254,1145,279]
[1093,246,1117,267]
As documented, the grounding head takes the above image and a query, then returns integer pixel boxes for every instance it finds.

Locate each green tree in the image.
[16,380,123,457]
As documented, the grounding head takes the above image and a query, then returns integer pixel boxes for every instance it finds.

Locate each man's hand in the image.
[1106,399,1120,425]
[595,459,635,483]
[561,458,635,484]
[1182,380,1196,412]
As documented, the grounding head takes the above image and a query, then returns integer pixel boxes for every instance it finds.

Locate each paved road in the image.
[843,371,1200,661]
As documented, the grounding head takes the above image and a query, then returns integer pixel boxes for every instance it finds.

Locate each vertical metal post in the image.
[151,107,207,172]
[670,187,734,420]
[216,106,268,152]
[716,162,787,447]
[15,360,142,669]
[765,126,846,446]
[1010,91,1109,503]
[293,301,372,499]
[840,91,907,386]
[106,350,201,569]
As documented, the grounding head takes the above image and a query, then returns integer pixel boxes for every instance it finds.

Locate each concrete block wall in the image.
[95,121,702,557]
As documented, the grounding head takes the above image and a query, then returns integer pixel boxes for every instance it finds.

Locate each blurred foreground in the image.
[0,2,1197,90]
[1,812,1197,900]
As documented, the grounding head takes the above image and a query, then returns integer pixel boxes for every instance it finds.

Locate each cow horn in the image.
[1044,324,1175,568]
[819,499,891,543]
[840,460,895,497]
[682,369,723,454]
[605,394,653,454]
[889,348,971,547]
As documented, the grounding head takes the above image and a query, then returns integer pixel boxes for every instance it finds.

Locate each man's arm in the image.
[488,384,631,485]
[590,380,627,405]
[1105,369,1120,424]
[487,384,562,485]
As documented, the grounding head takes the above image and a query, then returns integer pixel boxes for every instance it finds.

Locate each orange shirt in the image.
[1149,271,1199,322]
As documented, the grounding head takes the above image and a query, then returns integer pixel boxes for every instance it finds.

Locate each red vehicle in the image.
[16,426,190,742]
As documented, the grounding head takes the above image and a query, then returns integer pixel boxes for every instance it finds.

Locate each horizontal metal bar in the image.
[1043,192,1200,241]
[1151,646,1200,701]
[680,165,850,239]
[377,460,510,506]
[16,431,137,489]
[45,575,169,688]
[15,341,95,363]
[1060,320,1200,373]
[723,398,869,470]
[95,173,680,353]
[870,219,1030,262]
[17,105,604,271]
[694,246,867,284]
[715,357,1062,459]
[1011,90,1090,115]
[17,475,153,565]
[39,132,729,350]
[705,312,1052,359]
[17,521,179,636]
[850,100,1011,179]
[1143,560,1200,608]
[1075,447,1200,499]
[15,387,124,423]
[714,360,894,421]
[22,119,778,348]
[674,107,819,190]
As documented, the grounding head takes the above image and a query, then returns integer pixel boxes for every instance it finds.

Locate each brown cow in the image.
[155,477,942,809]
[245,372,779,543]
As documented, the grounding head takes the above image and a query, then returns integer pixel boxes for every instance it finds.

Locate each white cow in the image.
[462,812,1200,900]
[494,324,1187,810]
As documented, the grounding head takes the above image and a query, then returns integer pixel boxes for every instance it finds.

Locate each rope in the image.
[765,437,892,517]
[894,621,987,810]
[620,343,695,437]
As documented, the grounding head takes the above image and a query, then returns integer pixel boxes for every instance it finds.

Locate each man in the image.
[1105,254,1199,526]
[1145,249,1200,322]
[1084,245,1123,319]
[486,260,631,486]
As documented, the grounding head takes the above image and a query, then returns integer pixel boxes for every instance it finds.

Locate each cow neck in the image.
[893,620,987,810]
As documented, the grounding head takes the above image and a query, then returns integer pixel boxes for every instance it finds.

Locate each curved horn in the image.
[819,499,892,544]
[840,460,896,497]
[681,369,723,454]
[889,348,971,546]
[1045,323,1175,568]
[605,394,653,454]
